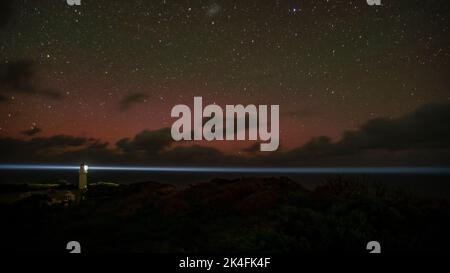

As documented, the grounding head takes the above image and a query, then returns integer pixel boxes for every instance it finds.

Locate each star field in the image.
[0,0,449,153]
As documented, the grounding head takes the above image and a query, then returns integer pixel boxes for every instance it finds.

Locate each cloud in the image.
[116,127,173,155]
[337,102,450,151]
[0,127,229,165]
[0,60,62,100]
[290,136,334,156]
[163,144,229,164]
[22,127,42,136]
[0,94,8,103]
[0,6,62,102]
[119,93,149,111]
[242,142,261,154]
[0,102,449,166]
[284,102,450,165]
[0,135,112,163]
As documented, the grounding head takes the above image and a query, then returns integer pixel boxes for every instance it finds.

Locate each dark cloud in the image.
[285,102,450,165]
[292,136,334,156]
[163,145,229,164]
[27,135,94,150]
[338,102,450,151]
[0,94,8,103]
[116,127,173,155]
[22,127,42,136]
[0,127,228,165]
[0,135,111,163]
[119,93,148,111]
[116,127,234,164]
[242,142,261,154]
[0,103,449,166]
[0,60,34,91]
[0,60,62,100]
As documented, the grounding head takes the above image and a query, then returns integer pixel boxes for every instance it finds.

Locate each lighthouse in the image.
[79,162,88,190]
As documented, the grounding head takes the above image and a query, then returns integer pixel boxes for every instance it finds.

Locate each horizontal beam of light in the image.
[0,164,450,174]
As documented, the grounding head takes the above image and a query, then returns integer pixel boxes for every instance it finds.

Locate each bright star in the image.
[290,6,300,13]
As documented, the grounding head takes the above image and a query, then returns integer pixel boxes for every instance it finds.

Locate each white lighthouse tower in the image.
[79,162,88,190]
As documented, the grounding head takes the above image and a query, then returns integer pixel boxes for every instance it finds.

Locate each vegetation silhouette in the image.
[1,176,449,253]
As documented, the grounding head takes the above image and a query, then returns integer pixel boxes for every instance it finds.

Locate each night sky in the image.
[0,0,449,164]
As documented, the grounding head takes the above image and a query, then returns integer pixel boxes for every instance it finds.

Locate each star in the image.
[290,6,301,14]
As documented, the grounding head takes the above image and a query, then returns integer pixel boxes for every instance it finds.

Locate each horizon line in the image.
[0,164,450,174]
